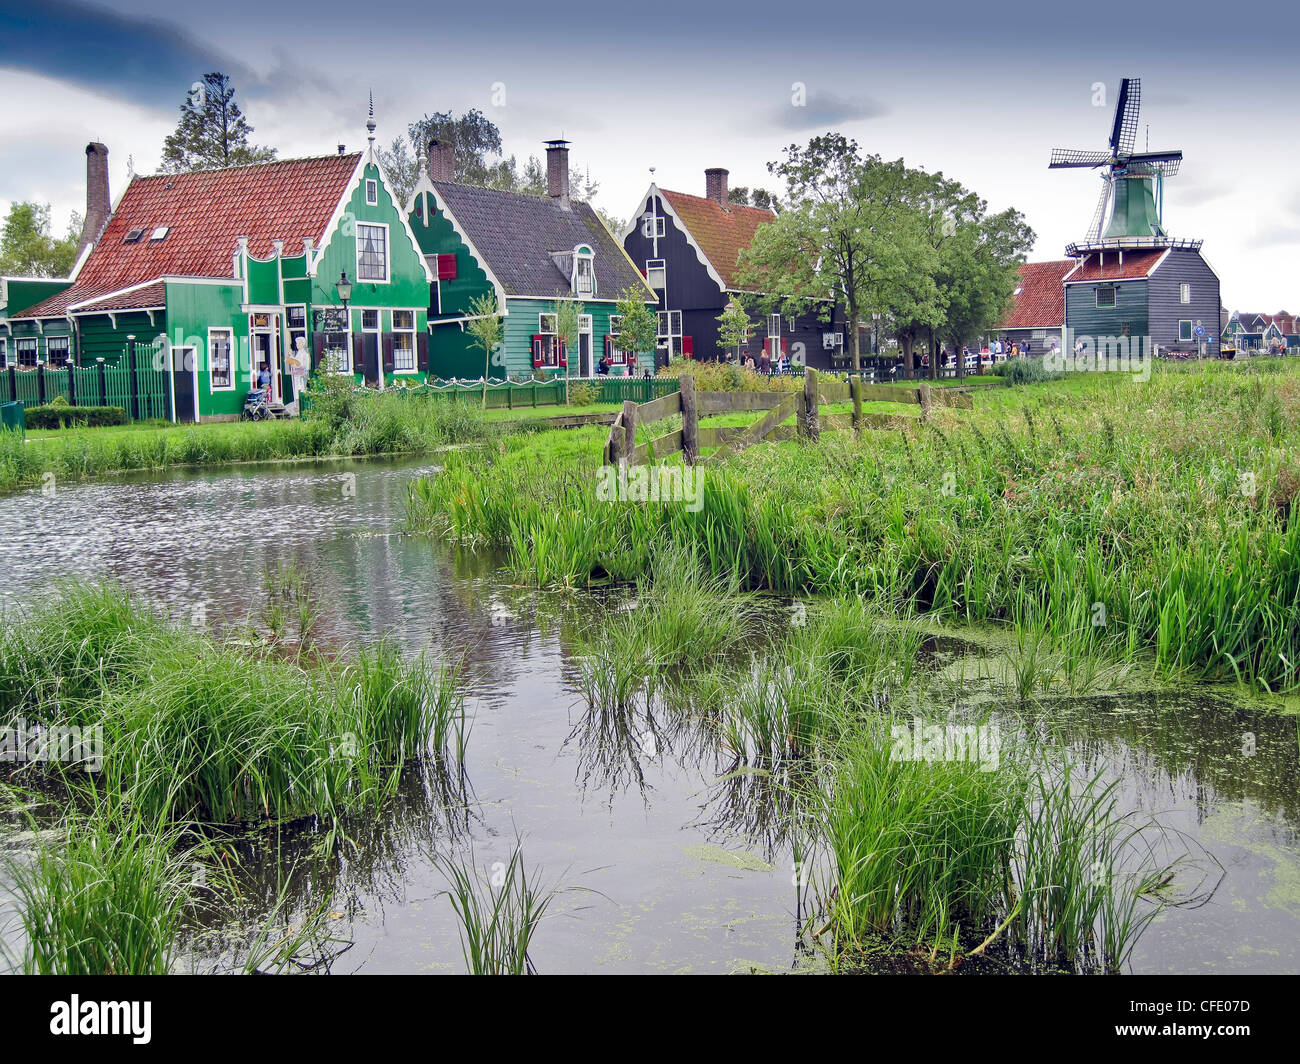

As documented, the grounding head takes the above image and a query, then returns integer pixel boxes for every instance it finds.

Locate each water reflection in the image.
[0,460,1298,972]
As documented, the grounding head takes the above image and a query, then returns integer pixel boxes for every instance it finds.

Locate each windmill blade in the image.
[1126,149,1182,164]
[1110,77,1142,156]
[1125,149,1182,176]
[1086,176,1112,242]
[1049,148,1113,168]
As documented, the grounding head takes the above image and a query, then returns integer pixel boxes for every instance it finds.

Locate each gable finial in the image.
[366,91,376,147]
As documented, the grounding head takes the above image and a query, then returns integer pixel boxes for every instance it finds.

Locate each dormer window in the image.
[572,244,595,297]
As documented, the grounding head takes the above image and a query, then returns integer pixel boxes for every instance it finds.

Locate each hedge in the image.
[24,404,129,430]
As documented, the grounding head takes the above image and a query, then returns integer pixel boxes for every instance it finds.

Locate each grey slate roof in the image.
[430,180,650,301]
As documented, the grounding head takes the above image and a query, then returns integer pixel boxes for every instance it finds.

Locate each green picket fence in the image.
[0,339,171,420]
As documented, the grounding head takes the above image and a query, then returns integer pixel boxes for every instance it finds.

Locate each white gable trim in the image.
[410,175,509,312]
[311,155,432,284]
[624,183,727,292]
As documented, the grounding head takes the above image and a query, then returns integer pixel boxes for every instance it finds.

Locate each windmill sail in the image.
[1050,75,1187,251]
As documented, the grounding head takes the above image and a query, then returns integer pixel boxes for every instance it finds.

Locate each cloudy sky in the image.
[2,0,1296,309]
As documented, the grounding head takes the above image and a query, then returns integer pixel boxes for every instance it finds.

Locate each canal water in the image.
[1,456,1297,973]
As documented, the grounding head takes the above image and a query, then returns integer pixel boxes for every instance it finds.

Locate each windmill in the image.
[1050,78,1183,248]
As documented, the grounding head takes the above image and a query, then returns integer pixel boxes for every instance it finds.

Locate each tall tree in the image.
[160,73,277,173]
[0,202,81,277]
[736,134,936,374]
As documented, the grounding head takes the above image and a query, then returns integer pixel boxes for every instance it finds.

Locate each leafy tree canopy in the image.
[0,202,81,277]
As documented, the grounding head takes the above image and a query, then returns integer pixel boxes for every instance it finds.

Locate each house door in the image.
[360,333,380,386]
[579,315,593,377]
[250,315,282,404]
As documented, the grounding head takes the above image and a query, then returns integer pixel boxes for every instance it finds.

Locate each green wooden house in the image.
[408,138,656,379]
[4,126,435,420]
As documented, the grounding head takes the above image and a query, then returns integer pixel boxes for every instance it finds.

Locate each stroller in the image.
[241,388,272,421]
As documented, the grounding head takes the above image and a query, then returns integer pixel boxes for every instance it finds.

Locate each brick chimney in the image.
[545,139,570,209]
[426,138,455,182]
[78,142,111,263]
[705,167,729,207]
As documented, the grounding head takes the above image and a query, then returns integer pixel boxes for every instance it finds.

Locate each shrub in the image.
[994,357,1052,386]
[24,404,127,430]
[569,381,600,406]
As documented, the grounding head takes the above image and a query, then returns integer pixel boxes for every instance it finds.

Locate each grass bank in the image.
[410,361,1300,691]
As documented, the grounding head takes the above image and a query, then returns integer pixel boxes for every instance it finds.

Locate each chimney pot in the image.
[545,139,571,208]
[705,168,729,207]
[426,138,455,183]
[78,142,111,263]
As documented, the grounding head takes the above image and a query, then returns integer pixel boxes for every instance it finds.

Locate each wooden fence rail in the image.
[603,370,976,467]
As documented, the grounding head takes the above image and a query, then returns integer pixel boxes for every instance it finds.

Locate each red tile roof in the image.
[1064,248,1165,283]
[70,281,167,312]
[998,260,1073,329]
[660,189,775,289]
[16,153,360,319]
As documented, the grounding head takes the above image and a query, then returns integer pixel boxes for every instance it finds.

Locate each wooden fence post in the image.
[680,373,698,465]
[622,399,638,468]
[850,374,862,437]
[801,367,820,441]
[918,382,932,421]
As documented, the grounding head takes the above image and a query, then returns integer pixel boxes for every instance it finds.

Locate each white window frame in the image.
[391,309,417,374]
[1178,319,1194,342]
[573,249,595,297]
[16,338,37,368]
[365,179,378,206]
[315,307,353,375]
[1096,286,1116,308]
[1180,282,1191,304]
[657,309,682,357]
[607,314,628,364]
[0,338,7,370]
[538,313,560,367]
[768,314,782,338]
[641,215,666,238]
[646,259,666,290]
[46,335,70,367]
[208,327,235,391]
[355,221,390,284]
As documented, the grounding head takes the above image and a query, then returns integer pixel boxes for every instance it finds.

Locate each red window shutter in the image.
[312,332,326,371]
[604,334,612,358]
[681,335,694,356]
[531,334,543,367]
[437,253,458,281]
[417,331,429,374]
[352,335,364,374]
[780,337,788,355]
[382,332,395,372]
[558,340,567,368]
[762,338,770,356]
